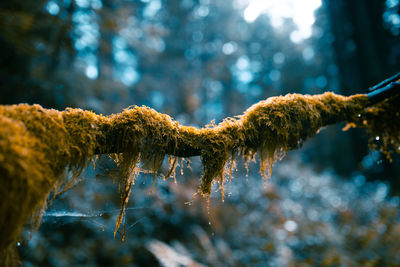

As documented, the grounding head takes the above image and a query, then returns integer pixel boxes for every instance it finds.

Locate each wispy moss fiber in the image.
[350,95,400,160]
[0,92,398,265]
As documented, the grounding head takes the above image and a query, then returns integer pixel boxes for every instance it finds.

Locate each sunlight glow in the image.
[241,0,322,42]
[121,67,140,86]
[85,65,98,79]
[46,1,60,16]
[143,0,162,17]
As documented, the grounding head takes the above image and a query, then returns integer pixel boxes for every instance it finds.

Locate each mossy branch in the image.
[1,91,399,265]
[96,93,367,156]
[95,93,369,193]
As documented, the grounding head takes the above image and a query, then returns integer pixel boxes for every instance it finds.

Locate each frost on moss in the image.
[0,92,399,264]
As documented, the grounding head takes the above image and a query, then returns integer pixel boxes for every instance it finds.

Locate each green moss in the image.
[0,92,399,265]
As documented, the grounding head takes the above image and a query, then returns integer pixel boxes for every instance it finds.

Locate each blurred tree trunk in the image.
[326,0,400,192]
[98,0,115,80]
[47,2,75,73]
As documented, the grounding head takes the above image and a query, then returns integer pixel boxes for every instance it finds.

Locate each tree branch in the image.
[1,86,399,262]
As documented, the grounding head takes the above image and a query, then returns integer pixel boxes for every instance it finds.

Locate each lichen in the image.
[0,92,399,265]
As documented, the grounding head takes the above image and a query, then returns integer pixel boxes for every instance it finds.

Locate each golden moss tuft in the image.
[0,92,399,265]
[350,94,400,160]
[0,104,99,254]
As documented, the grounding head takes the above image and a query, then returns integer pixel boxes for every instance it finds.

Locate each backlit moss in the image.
[0,92,399,265]
[351,95,400,160]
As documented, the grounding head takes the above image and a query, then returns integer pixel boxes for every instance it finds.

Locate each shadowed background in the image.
[1,0,400,266]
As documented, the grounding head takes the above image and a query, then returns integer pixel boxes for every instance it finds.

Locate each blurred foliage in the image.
[0,0,399,265]
[18,157,400,266]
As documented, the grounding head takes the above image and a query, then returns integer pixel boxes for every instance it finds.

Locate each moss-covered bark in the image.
[0,92,399,265]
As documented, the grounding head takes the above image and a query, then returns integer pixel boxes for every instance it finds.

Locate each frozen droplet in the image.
[376,136,380,141]
[17,242,21,246]
[357,114,361,118]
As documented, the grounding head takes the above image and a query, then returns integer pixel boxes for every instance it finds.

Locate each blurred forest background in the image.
[1,0,400,266]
